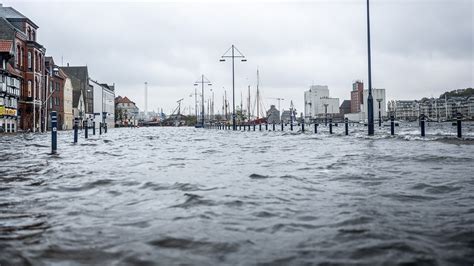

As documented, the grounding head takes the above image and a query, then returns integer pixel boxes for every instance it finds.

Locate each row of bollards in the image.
[56,114,109,154]
[210,113,464,139]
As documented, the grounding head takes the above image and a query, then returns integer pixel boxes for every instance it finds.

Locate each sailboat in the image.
[249,68,268,124]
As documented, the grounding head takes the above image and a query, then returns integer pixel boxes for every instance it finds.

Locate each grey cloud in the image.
[5,0,472,113]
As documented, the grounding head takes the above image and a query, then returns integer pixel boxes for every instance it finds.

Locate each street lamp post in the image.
[194,75,212,128]
[366,0,374,135]
[324,103,329,126]
[220,45,247,130]
[377,98,383,127]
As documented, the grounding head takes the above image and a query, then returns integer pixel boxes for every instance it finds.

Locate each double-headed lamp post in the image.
[220,45,247,130]
[194,75,212,128]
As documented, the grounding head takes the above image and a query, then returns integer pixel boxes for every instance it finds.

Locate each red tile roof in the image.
[0,40,13,53]
[115,96,135,105]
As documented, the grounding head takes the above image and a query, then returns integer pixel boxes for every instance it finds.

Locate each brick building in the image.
[350,80,364,113]
[0,4,46,132]
[45,56,67,130]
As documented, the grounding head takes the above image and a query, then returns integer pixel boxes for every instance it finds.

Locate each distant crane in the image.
[267,97,285,111]
[170,98,184,126]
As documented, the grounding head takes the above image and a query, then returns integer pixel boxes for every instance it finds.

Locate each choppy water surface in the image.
[1,123,473,265]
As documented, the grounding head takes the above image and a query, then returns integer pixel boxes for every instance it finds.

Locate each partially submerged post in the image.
[51,111,57,154]
[457,113,462,138]
[329,119,333,134]
[85,119,89,139]
[420,115,425,137]
[344,118,348,135]
[390,115,395,136]
[73,117,78,143]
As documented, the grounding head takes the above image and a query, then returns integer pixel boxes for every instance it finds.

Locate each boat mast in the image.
[257,69,260,120]
[248,85,251,121]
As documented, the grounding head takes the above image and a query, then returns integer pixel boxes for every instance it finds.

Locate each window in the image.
[16,45,20,66]
[27,52,32,69]
[27,80,32,97]
[20,47,23,67]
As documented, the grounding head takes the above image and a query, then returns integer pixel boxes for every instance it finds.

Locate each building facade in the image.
[266,105,280,124]
[90,79,115,129]
[45,56,66,130]
[388,95,474,121]
[346,88,386,122]
[63,76,73,129]
[0,39,20,132]
[0,5,46,132]
[115,96,139,126]
[304,85,340,120]
[339,100,351,116]
[350,80,364,113]
[61,65,93,118]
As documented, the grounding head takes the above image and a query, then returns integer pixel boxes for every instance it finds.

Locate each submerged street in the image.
[1,126,473,265]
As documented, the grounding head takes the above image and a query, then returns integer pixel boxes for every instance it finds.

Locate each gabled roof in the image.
[340,100,351,108]
[60,66,89,87]
[116,96,135,105]
[0,39,13,54]
[0,5,39,29]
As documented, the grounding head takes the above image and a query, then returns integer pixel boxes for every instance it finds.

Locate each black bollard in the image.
[457,113,462,138]
[273,122,276,131]
[420,115,425,137]
[253,124,256,131]
[259,124,262,131]
[290,122,293,131]
[314,123,318,134]
[302,122,305,132]
[51,111,58,154]
[344,118,348,135]
[99,122,102,135]
[265,123,268,131]
[390,115,395,136]
[104,123,107,133]
[85,119,89,139]
[73,118,78,143]
[93,121,96,135]
[329,119,333,134]
[281,123,284,131]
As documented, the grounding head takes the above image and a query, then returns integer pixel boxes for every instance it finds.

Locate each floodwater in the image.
[1,123,473,265]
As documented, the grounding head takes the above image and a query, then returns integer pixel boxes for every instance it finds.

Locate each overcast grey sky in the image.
[4,0,473,114]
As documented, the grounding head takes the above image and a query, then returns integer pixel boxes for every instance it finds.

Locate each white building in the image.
[63,77,74,130]
[345,88,386,122]
[90,79,115,129]
[304,85,340,120]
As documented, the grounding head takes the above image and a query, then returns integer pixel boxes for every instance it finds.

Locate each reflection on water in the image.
[1,123,473,265]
